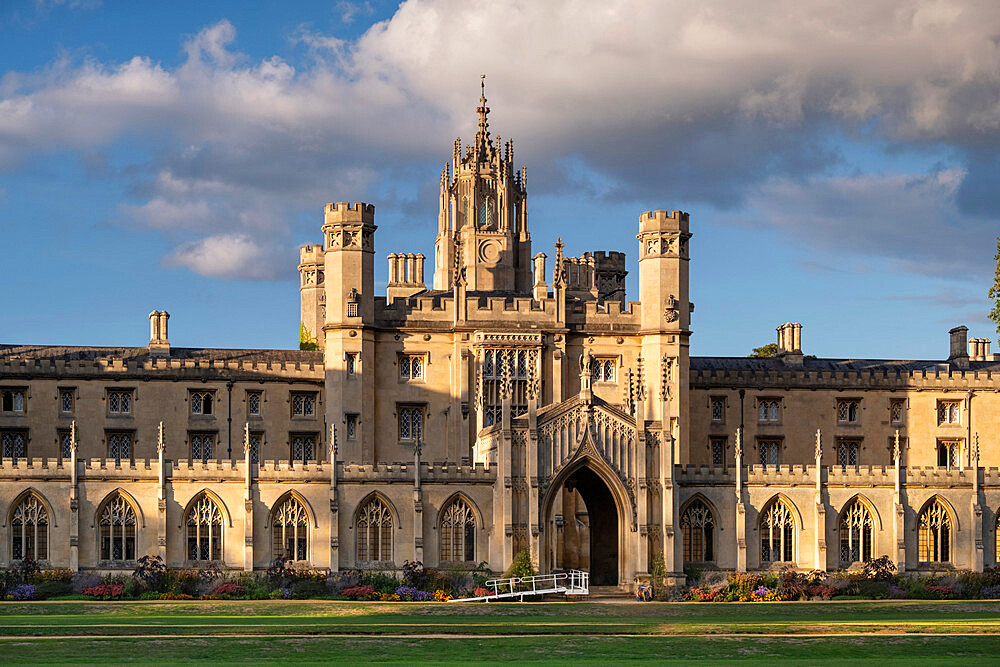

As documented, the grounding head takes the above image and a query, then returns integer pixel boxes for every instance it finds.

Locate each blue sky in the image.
[1,0,998,360]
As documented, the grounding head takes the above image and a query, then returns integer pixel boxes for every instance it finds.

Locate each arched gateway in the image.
[531,399,639,587]
[542,461,626,585]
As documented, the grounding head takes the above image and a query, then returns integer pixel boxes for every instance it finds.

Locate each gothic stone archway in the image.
[544,461,627,586]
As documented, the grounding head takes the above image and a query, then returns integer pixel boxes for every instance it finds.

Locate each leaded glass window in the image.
[248,433,261,464]
[760,500,794,563]
[108,390,131,414]
[356,496,392,563]
[937,441,960,468]
[248,392,261,417]
[398,406,422,442]
[682,499,715,563]
[440,498,476,563]
[346,353,356,375]
[12,493,48,561]
[346,414,357,439]
[60,390,74,414]
[291,434,316,462]
[711,438,725,466]
[918,498,951,563]
[291,393,316,417]
[937,401,961,425]
[890,400,905,424]
[480,347,535,427]
[399,355,424,380]
[2,389,25,413]
[190,433,214,462]
[273,496,309,561]
[759,441,780,467]
[190,391,214,415]
[837,441,860,467]
[591,358,616,382]
[108,432,131,462]
[2,431,27,460]
[758,399,779,422]
[838,399,860,423]
[711,398,724,422]
[99,493,137,562]
[60,431,72,459]
[186,494,223,562]
[839,499,874,564]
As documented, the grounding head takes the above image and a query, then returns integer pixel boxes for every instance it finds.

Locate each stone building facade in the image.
[3,92,1000,586]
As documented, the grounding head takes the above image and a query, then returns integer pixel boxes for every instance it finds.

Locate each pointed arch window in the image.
[186,494,223,562]
[918,498,951,564]
[839,499,875,564]
[272,496,308,561]
[760,500,794,563]
[12,493,48,561]
[356,496,393,564]
[99,493,137,562]
[440,498,476,563]
[681,499,715,563]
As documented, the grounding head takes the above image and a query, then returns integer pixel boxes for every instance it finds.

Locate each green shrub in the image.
[504,548,536,579]
[290,579,327,599]
[33,581,72,599]
[360,570,400,594]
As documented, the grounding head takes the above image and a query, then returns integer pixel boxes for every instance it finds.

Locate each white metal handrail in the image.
[450,569,589,602]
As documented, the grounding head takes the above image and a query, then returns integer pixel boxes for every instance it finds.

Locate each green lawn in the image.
[1,600,999,663]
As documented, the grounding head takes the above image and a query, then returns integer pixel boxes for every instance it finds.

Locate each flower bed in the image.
[677,557,1000,602]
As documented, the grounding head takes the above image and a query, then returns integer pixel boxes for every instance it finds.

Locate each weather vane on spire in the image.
[480,74,486,97]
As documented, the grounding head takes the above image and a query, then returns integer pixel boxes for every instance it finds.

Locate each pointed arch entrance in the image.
[542,457,629,586]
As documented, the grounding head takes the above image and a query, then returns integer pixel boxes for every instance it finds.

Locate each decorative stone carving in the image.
[663,294,679,323]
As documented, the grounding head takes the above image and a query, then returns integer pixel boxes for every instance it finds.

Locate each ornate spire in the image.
[475,74,490,156]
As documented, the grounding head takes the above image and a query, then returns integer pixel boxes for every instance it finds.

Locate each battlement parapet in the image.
[323,201,375,226]
[0,355,324,382]
[639,209,690,233]
[744,464,813,483]
[826,465,895,484]
[905,466,973,485]
[340,461,493,483]
[676,465,736,484]
[691,365,999,391]
[299,244,325,265]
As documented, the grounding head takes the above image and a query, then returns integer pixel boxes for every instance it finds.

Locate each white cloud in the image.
[739,167,997,281]
[1,2,999,280]
[166,234,286,280]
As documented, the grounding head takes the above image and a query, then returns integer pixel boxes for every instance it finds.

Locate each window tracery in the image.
[356,496,393,563]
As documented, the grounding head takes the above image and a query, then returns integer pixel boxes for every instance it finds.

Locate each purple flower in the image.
[753,586,770,597]
[982,585,1000,599]
[888,585,907,598]
[280,587,293,599]
[12,584,35,601]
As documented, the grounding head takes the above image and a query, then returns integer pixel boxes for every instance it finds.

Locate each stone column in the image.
[69,420,80,572]
[892,430,906,572]
[814,429,827,571]
[329,423,340,571]
[243,423,254,571]
[972,432,983,571]
[156,422,167,563]
[527,396,540,570]
[413,441,424,563]
[735,427,746,572]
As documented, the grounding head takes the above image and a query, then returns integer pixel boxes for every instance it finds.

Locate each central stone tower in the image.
[432,83,532,292]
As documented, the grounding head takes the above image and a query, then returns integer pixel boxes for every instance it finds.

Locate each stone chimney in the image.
[968,337,995,362]
[386,252,426,302]
[776,322,803,367]
[949,325,969,368]
[532,252,548,301]
[148,310,170,356]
